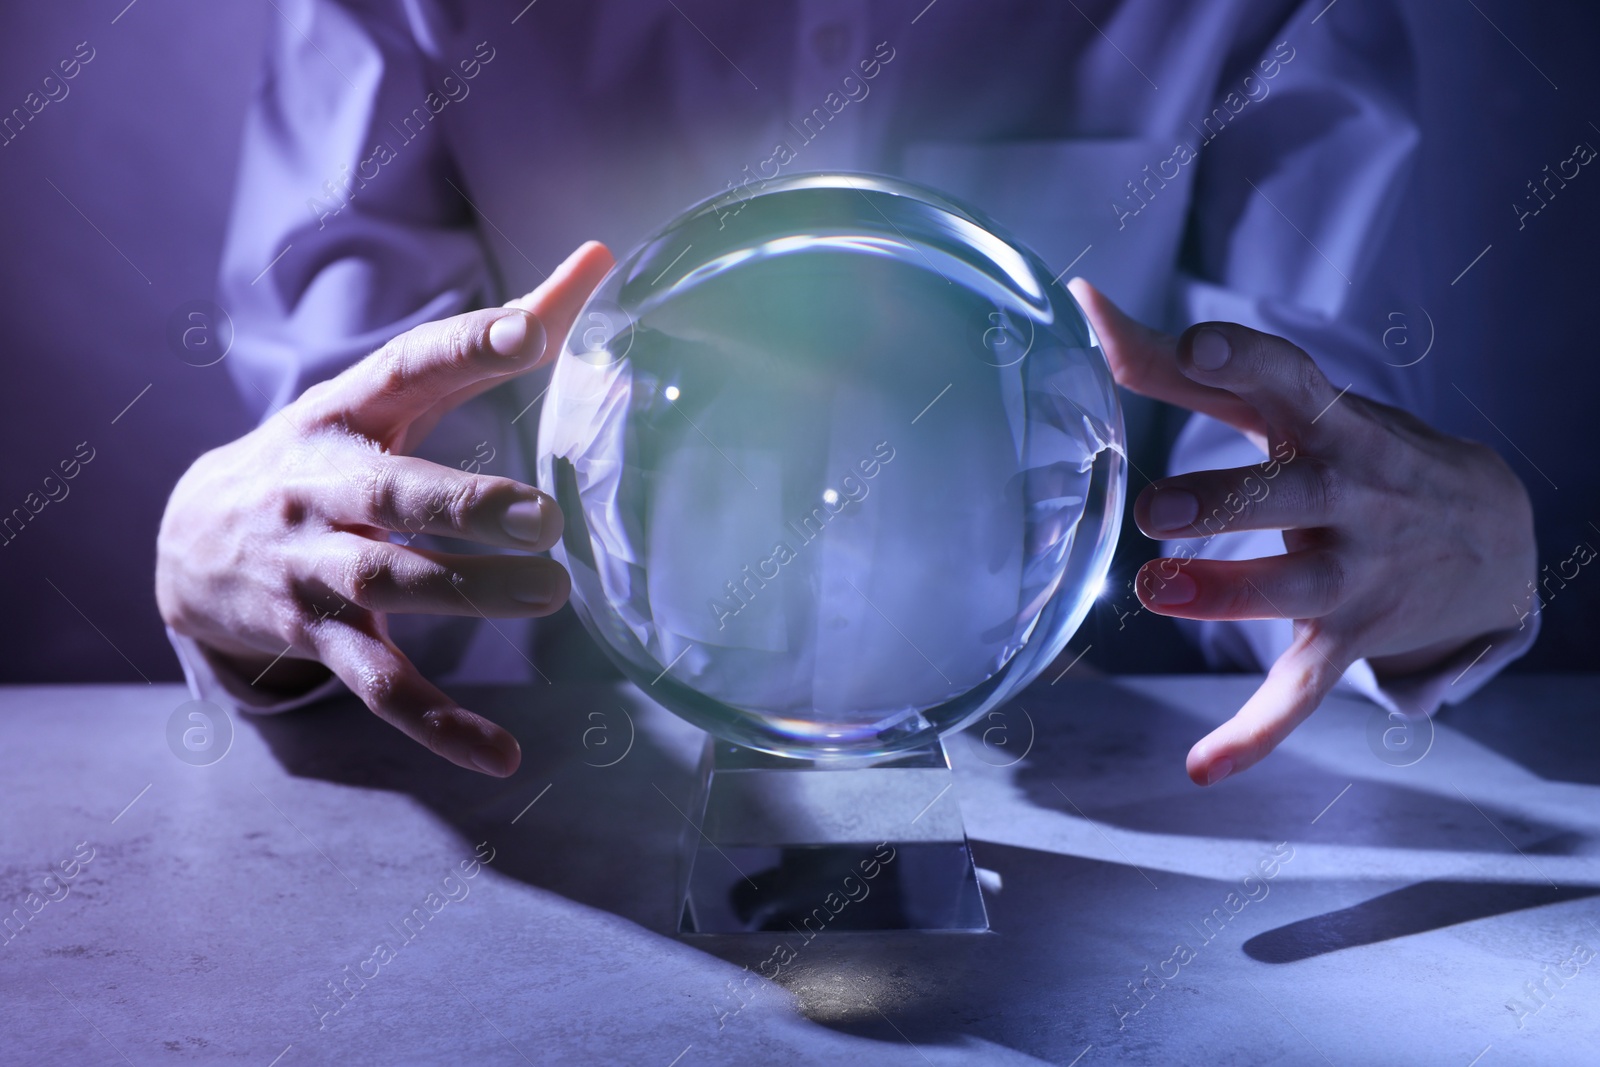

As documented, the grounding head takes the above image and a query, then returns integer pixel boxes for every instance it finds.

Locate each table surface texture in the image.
[3,674,1597,1065]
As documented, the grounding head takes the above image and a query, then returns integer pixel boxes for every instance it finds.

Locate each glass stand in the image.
[675,737,989,934]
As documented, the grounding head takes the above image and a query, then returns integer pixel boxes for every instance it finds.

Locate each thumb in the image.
[1067,277,1266,441]
[502,240,616,369]
[408,241,616,445]
[1185,630,1348,785]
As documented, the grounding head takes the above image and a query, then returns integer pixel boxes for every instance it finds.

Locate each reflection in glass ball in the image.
[537,173,1124,761]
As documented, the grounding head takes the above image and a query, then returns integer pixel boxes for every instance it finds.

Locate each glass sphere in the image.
[537,173,1124,761]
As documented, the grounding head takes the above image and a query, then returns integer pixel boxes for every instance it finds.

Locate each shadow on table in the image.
[246,683,707,934]
[687,840,1139,1060]
[245,676,1598,1061]
[1003,678,1585,857]
[1437,675,1600,786]
[1244,880,1600,963]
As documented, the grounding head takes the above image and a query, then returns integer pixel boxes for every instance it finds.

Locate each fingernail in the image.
[1191,328,1230,371]
[488,312,543,358]
[1149,488,1199,531]
[501,498,544,544]
[470,744,513,777]
[1206,757,1234,785]
[1148,569,1196,606]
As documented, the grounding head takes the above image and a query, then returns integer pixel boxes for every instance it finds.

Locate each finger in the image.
[1135,551,1348,621]
[315,533,570,618]
[410,241,617,442]
[503,239,615,320]
[323,304,547,445]
[309,618,521,777]
[1134,457,1333,538]
[1185,634,1347,784]
[324,450,564,551]
[1067,277,1267,443]
[1175,321,1344,443]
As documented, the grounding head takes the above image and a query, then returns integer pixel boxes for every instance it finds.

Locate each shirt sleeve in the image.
[169,0,524,714]
[1163,0,1537,715]
[168,626,346,715]
[219,0,490,416]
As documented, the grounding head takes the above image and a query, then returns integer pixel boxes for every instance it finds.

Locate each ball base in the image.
[675,737,989,934]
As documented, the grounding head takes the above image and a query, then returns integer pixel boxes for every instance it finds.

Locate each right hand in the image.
[156,242,615,777]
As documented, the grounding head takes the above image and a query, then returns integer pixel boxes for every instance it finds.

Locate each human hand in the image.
[1068,279,1536,785]
[156,242,615,776]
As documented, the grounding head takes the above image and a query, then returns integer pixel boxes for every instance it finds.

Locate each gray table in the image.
[4,675,1598,1065]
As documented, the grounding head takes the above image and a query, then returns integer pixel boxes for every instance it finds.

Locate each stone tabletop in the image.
[3,674,1597,1065]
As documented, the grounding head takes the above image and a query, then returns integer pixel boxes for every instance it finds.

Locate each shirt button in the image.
[810,23,849,66]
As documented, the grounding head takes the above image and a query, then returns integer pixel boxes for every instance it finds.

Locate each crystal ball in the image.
[537,173,1124,761]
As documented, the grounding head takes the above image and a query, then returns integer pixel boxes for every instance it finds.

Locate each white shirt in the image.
[170,0,1536,719]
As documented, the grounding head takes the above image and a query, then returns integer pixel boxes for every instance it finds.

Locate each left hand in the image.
[1068,279,1537,786]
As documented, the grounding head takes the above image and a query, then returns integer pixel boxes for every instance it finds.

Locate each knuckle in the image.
[1294,624,1345,684]
[441,477,488,532]
[283,598,321,639]
[294,378,341,420]
[368,341,417,404]
[365,316,485,408]
[275,489,309,529]
[1362,423,1407,485]
[364,462,404,527]
[1287,351,1324,409]
[416,317,481,381]
[1308,551,1348,612]
[324,632,401,709]
[1217,576,1260,619]
[285,592,344,644]
[418,706,454,756]
[342,547,391,607]
[1306,459,1342,516]
[441,317,483,367]
[359,661,400,709]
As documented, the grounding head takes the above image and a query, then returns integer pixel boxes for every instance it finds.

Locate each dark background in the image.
[1,1,1595,683]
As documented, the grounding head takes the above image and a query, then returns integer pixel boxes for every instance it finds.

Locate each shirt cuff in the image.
[1343,615,1539,718]
[166,626,346,716]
